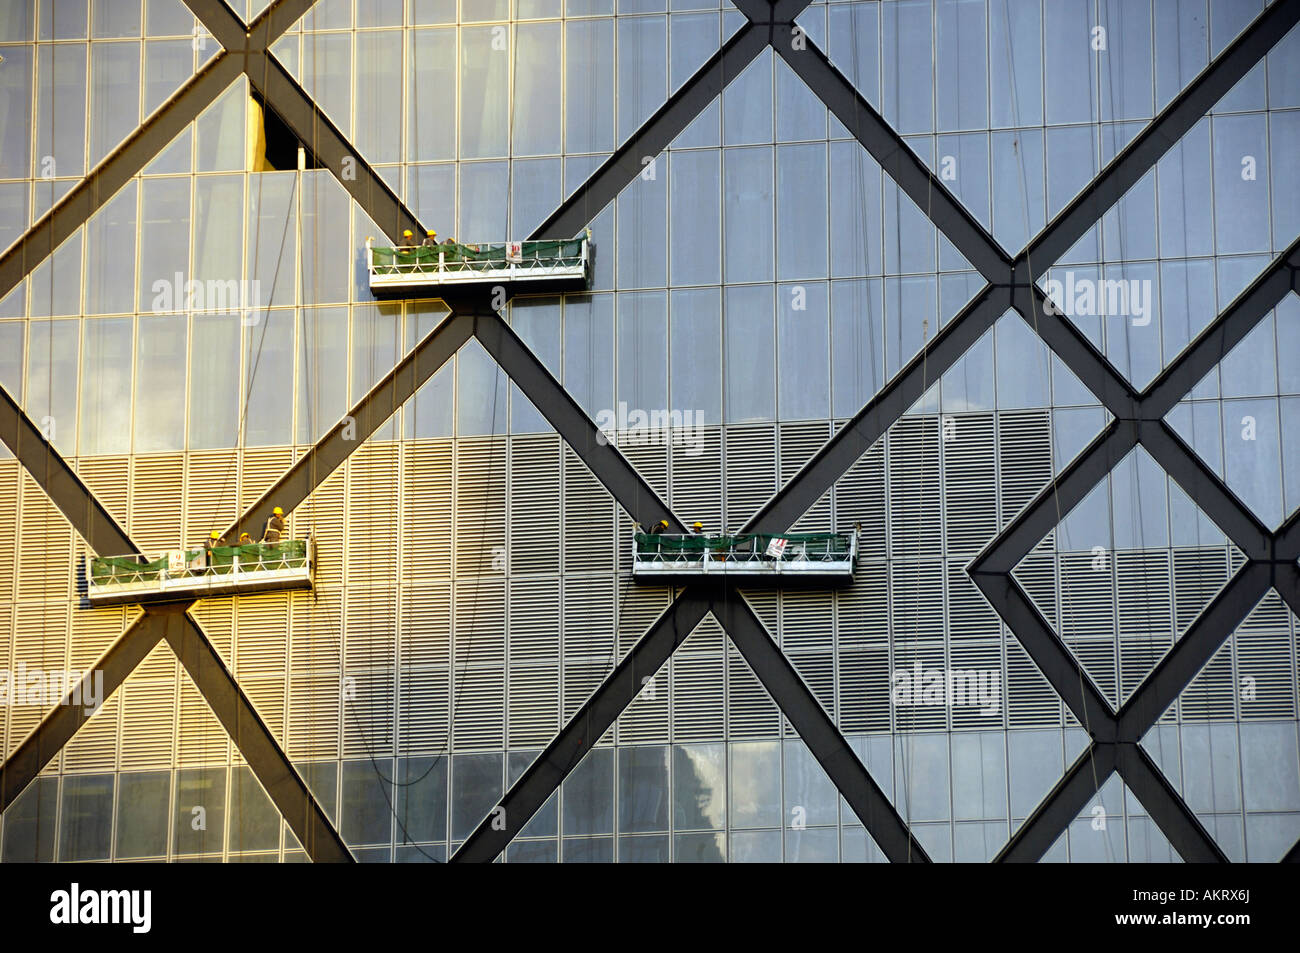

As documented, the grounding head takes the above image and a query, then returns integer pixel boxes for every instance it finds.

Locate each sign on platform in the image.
[765,538,788,559]
[506,241,523,262]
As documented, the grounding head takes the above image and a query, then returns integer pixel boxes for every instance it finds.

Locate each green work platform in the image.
[85,538,315,605]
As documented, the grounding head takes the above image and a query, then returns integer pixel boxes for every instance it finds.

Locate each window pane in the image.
[58,774,114,861]
[724,283,774,423]
[243,309,294,447]
[189,312,239,448]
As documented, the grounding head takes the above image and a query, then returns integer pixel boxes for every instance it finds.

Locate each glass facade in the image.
[0,0,1297,862]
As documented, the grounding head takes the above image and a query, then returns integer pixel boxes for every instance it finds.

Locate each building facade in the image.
[0,0,1298,862]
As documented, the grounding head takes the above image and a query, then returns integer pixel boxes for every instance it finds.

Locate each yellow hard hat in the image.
[210,531,220,539]
[427,230,436,237]
[658,520,668,529]
[273,506,284,516]
[402,229,413,238]
[693,521,703,530]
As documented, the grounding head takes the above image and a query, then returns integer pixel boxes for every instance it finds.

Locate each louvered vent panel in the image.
[128,455,185,551]
[12,601,69,673]
[833,439,887,560]
[724,424,775,531]
[997,410,1053,526]
[400,582,451,668]
[183,450,239,549]
[0,463,17,602]
[452,579,505,750]
[401,441,453,580]
[455,437,508,577]
[397,666,449,754]
[615,442,668,574]
[239,447,294,526]
[1173,547,1230,637]
[1234,592,1296,719]
[740,588,779,642]
[786,649,835,731]
[941,413,997,555]
[287,671,341,759]
[946,561,1001,640]
[835,565,889,649]
[345,444,401,584]
[508,577,559,747]
[670,426,722,531]
[343,586,397,671]
[342,670,395,758]
[62,694,120,772]
[781,421,832,532]
[562,448,614,575]
[1180,640,1235,721]
[1058,551,1118,706]
[233,592,289,678]
[672,616,724,742]
[837,647,891,733]
[726,646,782,739]
[890,639,948,731]
[1116,551,1173,703]
[451,666,505,751]
[615,586,670,744]
[563,577,614,723]
[780,590,833,652]
[891,562,945,642]
[236,675,287,753]
[949,640,1005,729]
[1013,540,1058,629]
[299,465,345,588]
[1229,543,1247,573]
[69,604,126,670]
[177,673,230,765]
[1005,637,1062,727]
[888,418,941,560]
[289,587,342,672]
[189,595,233,667]
[18,473,72,601]
[509,434,561,577]
[119,671,175,769]
[76,455,130,550]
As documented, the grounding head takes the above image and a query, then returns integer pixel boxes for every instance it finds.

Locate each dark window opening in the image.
[250,94,321,172]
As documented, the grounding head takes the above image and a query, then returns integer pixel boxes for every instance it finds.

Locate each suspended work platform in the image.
[366,236,592,295]
[632,531,858,583]
[85,539,315,606]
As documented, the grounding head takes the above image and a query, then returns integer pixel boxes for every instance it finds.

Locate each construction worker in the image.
[422,229,438,247]
[263,506,286,544]
[238,532,253,545]
[690,521,704,535]
[645,519,669,536]
[204,530,225,551]
[401,228,414,248]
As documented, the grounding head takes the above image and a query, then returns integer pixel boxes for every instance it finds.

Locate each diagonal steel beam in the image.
[0,609,171,814]
[532,24,769,242]
[969,571,1117,737]
[1019,0,1300,283]
[182,0,424,244]
[229,309,474,540]
[740,0,1012,280]
[471,312,683,533]
[0,0,316,302]
[164,609,352,860]
[995,743,1117,862]
[0,388,350,861]
[453,590,713,862]
[1115,741,1228,863]
[712,592,930,862]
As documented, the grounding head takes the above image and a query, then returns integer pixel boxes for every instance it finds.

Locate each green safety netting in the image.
[90,540,308,584]
[635,532,853,559]
[372,239,585,274]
